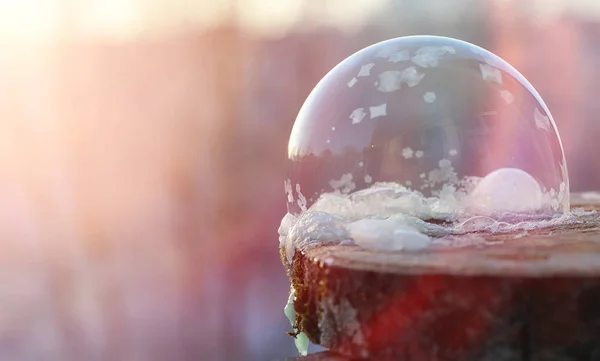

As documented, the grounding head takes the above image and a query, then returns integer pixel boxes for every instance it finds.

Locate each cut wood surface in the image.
[278,351,355,361]
[281,193,600,361]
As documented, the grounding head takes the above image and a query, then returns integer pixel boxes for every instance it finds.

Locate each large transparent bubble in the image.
[285,36,569,221]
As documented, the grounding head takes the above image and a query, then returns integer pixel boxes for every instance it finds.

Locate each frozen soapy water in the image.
[286,35,569,217]
[278,170,582,263]
[282,211,348,264]
[346,218,431,251]
[281,36,577,355]
[282,35,571,253]
[580,191,600,201]
[284,286,309,356]
[468,168,544,215]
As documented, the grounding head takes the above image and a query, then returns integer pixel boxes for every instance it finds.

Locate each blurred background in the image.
[0,0,599,360]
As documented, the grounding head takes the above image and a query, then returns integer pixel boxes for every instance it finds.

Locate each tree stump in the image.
[282,193,600,361]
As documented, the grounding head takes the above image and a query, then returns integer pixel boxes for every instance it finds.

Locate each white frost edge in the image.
[280,168,578,265]
[284,286,309,356]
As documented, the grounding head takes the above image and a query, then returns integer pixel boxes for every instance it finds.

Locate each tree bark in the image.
[282,193,600,360]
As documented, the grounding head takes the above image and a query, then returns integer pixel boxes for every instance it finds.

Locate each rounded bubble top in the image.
[285,36,569,219]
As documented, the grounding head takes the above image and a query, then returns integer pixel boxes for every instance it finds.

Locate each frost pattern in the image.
[369,103,387,119]
[296,184,308,212]
[480,64,502,84]
[279,170,581,260]
[376,67,425,93]
[329,173,356,194]
[422,159,459,190]
[284,179,294,203]
[388,49,410,63]
[412,46,456,68]
[500,90,514,104]
[534,108,551,132]
[424,92,437,103]
[357,63,375,77]
[349,108,366,124]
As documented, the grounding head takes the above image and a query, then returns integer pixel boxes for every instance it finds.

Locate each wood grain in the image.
[283,194,600,360]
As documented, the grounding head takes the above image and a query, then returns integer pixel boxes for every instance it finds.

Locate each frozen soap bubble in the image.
[285,36,569,221]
